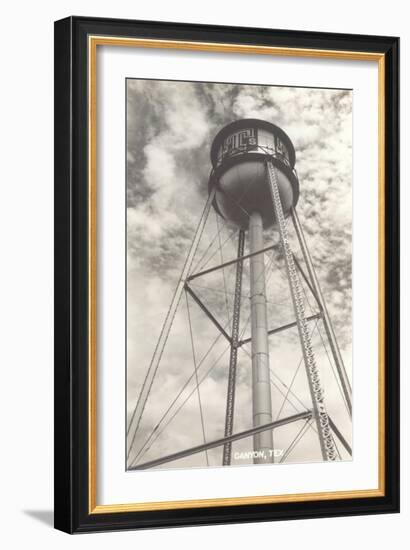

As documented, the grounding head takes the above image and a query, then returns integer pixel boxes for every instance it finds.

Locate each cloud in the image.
[126,79,352,469]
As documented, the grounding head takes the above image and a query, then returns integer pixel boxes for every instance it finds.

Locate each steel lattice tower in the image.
[127,119,352,470]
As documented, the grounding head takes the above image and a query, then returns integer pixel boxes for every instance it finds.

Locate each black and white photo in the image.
[126,79,353,471]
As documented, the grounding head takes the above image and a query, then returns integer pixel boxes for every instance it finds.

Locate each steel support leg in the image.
[266,160,337,461]
[291,206,352,416]
[127,188,216,461]
[223,230,245,465]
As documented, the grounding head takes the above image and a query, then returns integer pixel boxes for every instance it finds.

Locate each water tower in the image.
[127,119,352,469]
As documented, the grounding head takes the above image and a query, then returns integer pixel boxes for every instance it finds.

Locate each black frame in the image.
[54,15,400,533]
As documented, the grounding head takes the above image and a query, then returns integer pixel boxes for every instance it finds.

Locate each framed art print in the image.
[54,16,399,533]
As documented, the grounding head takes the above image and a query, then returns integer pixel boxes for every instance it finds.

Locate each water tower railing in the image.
[212,145,298,182]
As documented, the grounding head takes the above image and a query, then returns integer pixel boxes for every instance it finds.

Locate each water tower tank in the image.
[209,119,299,229]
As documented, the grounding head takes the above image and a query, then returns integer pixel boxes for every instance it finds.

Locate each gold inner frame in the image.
[88,35,386,514]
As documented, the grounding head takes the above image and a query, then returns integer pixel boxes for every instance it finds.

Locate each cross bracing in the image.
[127,162,352,470]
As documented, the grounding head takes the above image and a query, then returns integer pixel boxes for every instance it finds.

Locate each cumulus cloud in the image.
[126,79,352,469]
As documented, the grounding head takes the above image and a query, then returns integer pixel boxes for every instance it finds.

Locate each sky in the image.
[126,79,352,470]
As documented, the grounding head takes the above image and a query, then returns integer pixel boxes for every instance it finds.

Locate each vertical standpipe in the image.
[249,211,274,464]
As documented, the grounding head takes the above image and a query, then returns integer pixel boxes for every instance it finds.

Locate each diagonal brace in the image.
[328,416,352,456]
[129,410,313,470]
[187,245,275,282]
[185,284,232,344]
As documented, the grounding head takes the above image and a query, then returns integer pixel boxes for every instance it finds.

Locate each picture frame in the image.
[54,15,399,533]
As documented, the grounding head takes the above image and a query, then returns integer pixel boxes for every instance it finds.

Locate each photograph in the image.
[126,79,353,471]
[52,14,399,534]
